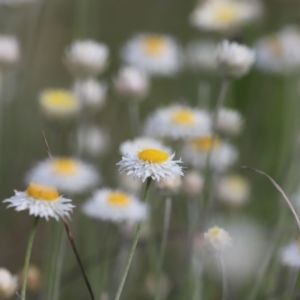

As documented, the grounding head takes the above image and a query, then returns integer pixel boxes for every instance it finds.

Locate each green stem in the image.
[155,196,172,300]
[114,177,152,300]
[128,102,140,137]
[219,255,228,300]
[21,217,39,300]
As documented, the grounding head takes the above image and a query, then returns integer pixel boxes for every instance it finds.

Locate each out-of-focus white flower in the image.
[118,173,143,195]
[0,268,18,298]
[255,26,300,75]
[114,66,150,99]
[216,40,255,77]
[82,189,148,223]
[217,108,243,136]
[73,78,107,110]
[0,35,19,66]
[190,0,262,33]
[78,126,110,157]
[156,174,182,194]
[217,175,250,206]
[119,137,165,156]
[121,33,182,76]
[25,158,100,195]
[281,240,300,268]
[65,40,109,77]
[39,89,80,120]
[181,136,238,171]
[3,183,74,221]
[19,265,41,292]
[185,40,218,73]
[144,105,211,140]
[204,226,232,251]
[182,170,204,196]
[117,142,183,182]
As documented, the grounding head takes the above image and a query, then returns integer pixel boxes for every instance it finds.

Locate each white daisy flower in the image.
[0,268,18,298]
[82,189,148,223]
[204,226,232,252]
[190,0,262,33]
[0,35,19,66]
[217,108,243,136]
[65,40,109,77]
[114,66,150,100]
[181,136,238,171]
[182,170,204,196]
[216,40,256,78]
[3,183,74,221]
[185,39,218,73]
[121,33,181,76]
[144,105,211,140]
[117,143,184,182]
[281,240,300,268]
[255,26,300,75]
[217,175,250,206]
[73,78,107,110]
[25,158,100,195]
[119,137,166,156]
[156,174,182,194]
[39,89,80,120]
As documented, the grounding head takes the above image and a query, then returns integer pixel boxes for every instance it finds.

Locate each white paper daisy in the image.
[204,226,232,252]
[119,137,166,156]
[121,33,181,76]
[144,105,211,140]
[3,183,74,221]
[82,189,148,223]
[25,157,100,195]
[281,240,300,268]
[0,268,18,298]
[181,136,238,171]
[217,108,243,136]
[117,143,184,182]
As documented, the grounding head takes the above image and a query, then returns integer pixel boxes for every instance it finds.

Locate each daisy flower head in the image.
[255,26,300,75]
[144,105,212,141]
[217,108,243,136]
[65,40,109,77]
[25,157,100,195]
[0,268,18,298]
[119,137,165,156]
[0,35,20,66]
[181,136,238,171]
[156,174,182,195]
[39,89,80,121]
[117,142,184,182]
[190,0,262,34]
[19,265,41,292]
[182,170,204,196]
[82,188,148,223]
[281,239,300,268]
[217,174,250,206]
[114,66,150,100]
[121,33,182,76]
[3,183,74,221]
[216,40,256,78]
[204,226,232,252]
[73,78,107,110]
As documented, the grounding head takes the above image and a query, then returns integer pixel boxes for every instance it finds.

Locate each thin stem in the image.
[292,269,300,300]
[21,217,39,300]
[61,217,95,300]
[128,102,140,137]
[219,255,228,300]
[155,196,172,300]
[114,177,152,300]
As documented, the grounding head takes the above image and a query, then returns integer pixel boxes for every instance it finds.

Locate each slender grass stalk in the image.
[155,196,172,300]
[128,102,140,137]
[219,255,228,300]
[114,177,152,300]
[21,217,39,300]
[61,217,95,300]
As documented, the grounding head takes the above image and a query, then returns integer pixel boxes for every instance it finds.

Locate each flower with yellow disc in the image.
[82,189,148,223]
[3,183,74,221]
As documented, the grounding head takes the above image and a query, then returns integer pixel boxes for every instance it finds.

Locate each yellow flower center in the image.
[138,149,169,163]
[266,36,284,57]
[191,137,221,152]
[26,183,59,202]
[52,159,79,175]
[42,90,77,110]
[142,36,166,57]
[207,227,221,237]
[107,192,130,207]
[171,110,195,125]
[214,4,239,23]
